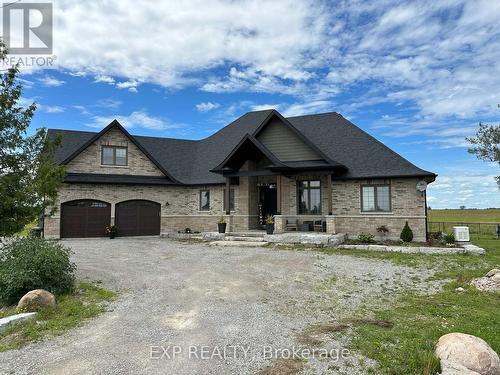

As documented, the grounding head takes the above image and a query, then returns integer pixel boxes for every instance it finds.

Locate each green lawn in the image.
[0,282,116,352]
[342,236,500,374]
[428,208,500,223]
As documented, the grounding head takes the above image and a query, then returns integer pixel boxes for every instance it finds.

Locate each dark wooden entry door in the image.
[115,200,161,236]
[259,185,277,226]
[61,200,111,238]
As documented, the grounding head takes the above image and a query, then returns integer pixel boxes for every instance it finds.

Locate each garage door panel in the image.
[115,200,160,237]
[61,200,111,238]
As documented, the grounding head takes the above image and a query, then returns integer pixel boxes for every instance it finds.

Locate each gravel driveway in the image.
[0,238,444,375]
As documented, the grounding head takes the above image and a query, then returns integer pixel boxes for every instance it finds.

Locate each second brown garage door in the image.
[115,200,161,236]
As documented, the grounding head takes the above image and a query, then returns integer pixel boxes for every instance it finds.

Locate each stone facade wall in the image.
[44,183,240,238]
[274,176,426,241]
[46,174,427,241]
[65,127,164,176]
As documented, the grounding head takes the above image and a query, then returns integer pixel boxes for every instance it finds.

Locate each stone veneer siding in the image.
[45,177,427,241]
[65,127,164,176]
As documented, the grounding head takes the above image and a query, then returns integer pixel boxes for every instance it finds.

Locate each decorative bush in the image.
[0,238,75,305]
[358,232,375,243]
[400,221,414,242]
[443,233,455,244]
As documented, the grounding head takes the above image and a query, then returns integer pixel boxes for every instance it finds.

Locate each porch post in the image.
[327,174,333,215]
[276,175,281,215]
[224,177,230,215]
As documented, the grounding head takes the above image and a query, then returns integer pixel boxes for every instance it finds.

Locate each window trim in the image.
[297,180,322,215]
[101,145,128,166]
[199,190,210,211]
[360,184,392,213]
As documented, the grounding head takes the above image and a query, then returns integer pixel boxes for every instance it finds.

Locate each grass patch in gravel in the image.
[277,237,499,374]
[0,282,116,352]
[350,281,500,375]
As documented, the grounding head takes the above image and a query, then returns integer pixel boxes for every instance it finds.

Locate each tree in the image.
[467,122,500,187]
[0,40,65,236]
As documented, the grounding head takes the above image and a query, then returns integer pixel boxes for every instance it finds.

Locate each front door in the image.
[259,185,277,227]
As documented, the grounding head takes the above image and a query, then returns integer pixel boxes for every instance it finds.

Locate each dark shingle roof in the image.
[47,110,435,185]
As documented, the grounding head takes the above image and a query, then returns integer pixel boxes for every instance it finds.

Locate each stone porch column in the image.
[274,215,285,233]
[325,215,336,234]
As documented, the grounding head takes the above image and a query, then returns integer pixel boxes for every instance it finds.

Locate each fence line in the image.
[428,221,499,238]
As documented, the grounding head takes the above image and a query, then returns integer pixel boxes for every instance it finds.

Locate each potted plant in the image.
[217,215,227,234]
[105,225,117,239]
[265,214,274,235]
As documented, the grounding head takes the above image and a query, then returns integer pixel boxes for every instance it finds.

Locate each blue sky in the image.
[8,0,500,208]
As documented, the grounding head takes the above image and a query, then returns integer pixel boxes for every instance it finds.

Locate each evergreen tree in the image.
[0,40,65,235]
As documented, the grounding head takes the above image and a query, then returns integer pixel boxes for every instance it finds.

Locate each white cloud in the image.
[40,104,65,113]
[115,80,139,93]
[250,103,280,111]
[12,0,498,123]
[94,75,115,84]
[427,167,500,208]
[39,76,65,87]
[88,111,180,131]
[195,101,220,112]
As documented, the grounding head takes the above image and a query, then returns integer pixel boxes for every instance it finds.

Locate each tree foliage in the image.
[0,40,65,235]
[467,122,500,187]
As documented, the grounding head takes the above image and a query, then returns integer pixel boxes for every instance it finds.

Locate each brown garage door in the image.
[61,200,111,238]
[115,200,161,237]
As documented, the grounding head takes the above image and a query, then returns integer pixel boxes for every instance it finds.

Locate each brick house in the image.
[44,109,436,240]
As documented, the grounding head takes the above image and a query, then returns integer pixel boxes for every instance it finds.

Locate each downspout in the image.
[424,190,428,241]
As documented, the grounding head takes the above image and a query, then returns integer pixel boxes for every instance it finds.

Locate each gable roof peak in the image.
[59,119,181,183]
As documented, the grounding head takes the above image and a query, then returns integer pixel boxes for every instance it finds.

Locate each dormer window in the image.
[101,146,128,166]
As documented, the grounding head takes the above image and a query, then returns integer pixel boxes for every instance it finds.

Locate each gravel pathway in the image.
[0,238,444,375]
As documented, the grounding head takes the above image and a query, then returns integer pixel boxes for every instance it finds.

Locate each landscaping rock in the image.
[462,244,486,256]
[436,333,500,375]
[485,269,500,278]
[17,289,56,311]
[0,312,37,333]
[471,269,500,293]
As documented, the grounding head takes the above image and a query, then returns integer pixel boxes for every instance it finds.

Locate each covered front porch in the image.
[209,122,346,234]
[223,171,338,234]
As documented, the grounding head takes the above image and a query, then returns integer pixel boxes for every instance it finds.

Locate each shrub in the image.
[358,232,375,243]
[0,238,75,305]
[400,221,414,242]
[443,233,455,244]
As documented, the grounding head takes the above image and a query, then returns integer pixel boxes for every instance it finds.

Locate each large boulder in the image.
[17,289,56,311]
[436,333,500,375]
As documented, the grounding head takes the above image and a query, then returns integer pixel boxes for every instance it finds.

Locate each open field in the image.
[428,208,500,223]
[428,208,500,238]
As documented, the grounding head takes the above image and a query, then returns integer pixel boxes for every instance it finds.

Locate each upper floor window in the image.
[102,146,127,166]
[200,190,210,211]
[361,185,391,212]
[298,180,321,214]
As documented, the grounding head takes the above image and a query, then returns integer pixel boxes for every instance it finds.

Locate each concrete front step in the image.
[227,232,266,238]
[225,236,265,242]
[210,240,268,247]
